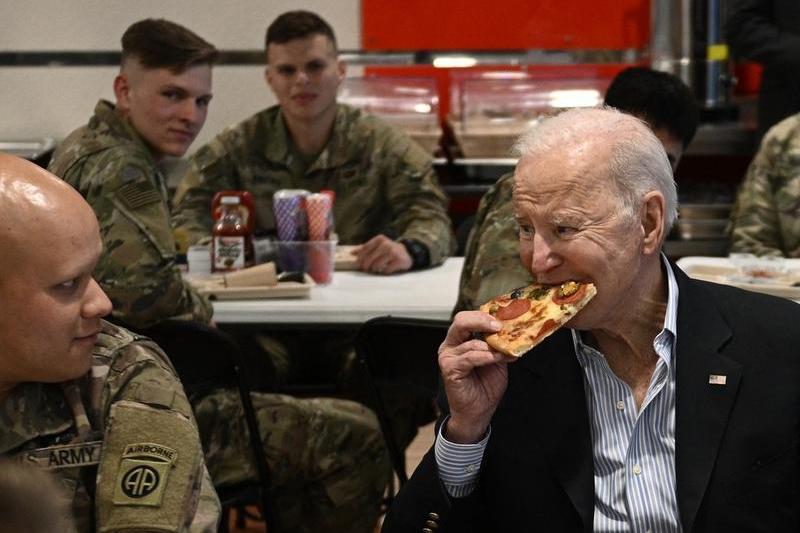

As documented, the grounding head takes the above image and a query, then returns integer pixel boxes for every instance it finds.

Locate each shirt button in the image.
[632,464,642,475]
[616,400,625,411]
[465,464,476,473]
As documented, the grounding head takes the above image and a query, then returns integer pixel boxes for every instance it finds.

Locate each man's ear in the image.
[336,59,346,83]
[640,191,666,255]
[113,73,130,112]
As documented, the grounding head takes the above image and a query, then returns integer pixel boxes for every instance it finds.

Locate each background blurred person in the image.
[728,112,800,256]
[726,0,800,140]
[0,459,75,533]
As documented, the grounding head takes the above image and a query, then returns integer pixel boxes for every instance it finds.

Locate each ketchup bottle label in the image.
[213,236,245,271]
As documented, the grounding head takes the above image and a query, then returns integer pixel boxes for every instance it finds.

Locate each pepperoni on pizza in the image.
[479,281,597,357]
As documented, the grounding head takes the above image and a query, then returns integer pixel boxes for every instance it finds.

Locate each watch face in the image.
[400,239,429,269]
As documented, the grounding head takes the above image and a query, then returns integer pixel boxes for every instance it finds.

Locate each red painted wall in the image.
[362,0,650,50]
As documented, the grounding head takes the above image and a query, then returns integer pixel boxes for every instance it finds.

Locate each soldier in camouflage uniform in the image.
[47,19,391,532]
[49,98,213,330]
[172,11,444,456]
[729,113,800,256]
[172,10,455,274]
[0,154,220,532]
[454,67,699,313]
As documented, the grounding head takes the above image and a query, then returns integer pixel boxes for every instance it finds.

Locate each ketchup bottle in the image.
[212,195,254,272]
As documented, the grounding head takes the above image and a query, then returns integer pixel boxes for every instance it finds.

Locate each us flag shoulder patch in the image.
[118,181,161,210]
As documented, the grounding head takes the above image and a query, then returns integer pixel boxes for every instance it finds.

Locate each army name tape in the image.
[21,441,103,470]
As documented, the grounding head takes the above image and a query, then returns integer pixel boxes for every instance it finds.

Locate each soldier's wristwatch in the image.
[399,238,431,270]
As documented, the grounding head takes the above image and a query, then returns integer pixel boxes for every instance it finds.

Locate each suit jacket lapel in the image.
[516,331,595,532]
[673,267,741,532]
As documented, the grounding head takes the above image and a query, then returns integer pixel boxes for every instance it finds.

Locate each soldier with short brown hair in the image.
[172,10,454,274]
[48,18,217,330]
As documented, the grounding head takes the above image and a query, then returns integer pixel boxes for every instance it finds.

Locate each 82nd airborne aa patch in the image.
[113,442,177,507]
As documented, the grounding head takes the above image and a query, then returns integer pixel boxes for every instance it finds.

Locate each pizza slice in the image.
[479,281,597,357]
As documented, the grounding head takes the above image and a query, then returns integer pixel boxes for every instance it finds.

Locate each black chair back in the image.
[354,316,449,487]
[138,319,278,532]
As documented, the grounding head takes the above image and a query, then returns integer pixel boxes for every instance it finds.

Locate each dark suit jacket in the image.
[383,267,800,532]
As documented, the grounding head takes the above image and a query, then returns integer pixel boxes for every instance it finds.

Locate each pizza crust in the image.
[480,281,597,357]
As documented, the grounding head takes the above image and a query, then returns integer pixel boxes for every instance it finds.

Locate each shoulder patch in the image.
[96,400,203,529]
[114,458,170,506]
[117,180,162,210]
[113,442,178,506]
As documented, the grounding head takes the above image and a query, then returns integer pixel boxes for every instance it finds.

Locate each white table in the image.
[676,256,800,302]
[210,257,463,325]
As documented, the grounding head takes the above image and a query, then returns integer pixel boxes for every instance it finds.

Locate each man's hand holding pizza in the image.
[439,311,509,444]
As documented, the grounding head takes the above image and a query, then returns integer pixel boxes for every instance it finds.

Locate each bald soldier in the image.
[0,154,220,532]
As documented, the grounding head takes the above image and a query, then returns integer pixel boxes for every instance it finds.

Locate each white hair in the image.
[512,106,678,230]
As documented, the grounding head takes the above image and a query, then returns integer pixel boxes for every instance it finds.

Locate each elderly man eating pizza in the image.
[383,107,800,533]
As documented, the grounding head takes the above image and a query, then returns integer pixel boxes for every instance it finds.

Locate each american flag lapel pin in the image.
[708,374,727,385]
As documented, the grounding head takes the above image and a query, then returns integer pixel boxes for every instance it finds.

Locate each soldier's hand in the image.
[353,234,412,274]
[439,311,509,444]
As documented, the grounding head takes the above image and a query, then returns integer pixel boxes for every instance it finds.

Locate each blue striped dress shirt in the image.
[436,257,681,532]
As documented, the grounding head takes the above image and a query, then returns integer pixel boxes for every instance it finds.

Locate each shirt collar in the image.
[572,253,679,365]
[264,104,352,171]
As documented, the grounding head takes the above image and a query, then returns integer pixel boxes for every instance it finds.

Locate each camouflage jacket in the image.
[48,100,213,329]
[729,113,800,257]
[172,104,455,264]
[0,321,220,533]
[454,172,532,314]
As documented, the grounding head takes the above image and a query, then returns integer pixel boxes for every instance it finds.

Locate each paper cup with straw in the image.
[274,189,309,272]
[304,193,335,284]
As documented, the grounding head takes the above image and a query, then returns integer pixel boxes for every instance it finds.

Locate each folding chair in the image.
[139,319,279,533]
[354,316,449,489]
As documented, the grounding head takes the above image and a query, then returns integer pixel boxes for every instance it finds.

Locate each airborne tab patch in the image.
[113,442,177,506]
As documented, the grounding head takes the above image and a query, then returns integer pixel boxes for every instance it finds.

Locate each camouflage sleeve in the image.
[94,338,220,532]
[63,152,213,329]
[729,123,800,257]
[453,173,532,314]
[379,128,455,265]
[172,140,241,254]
